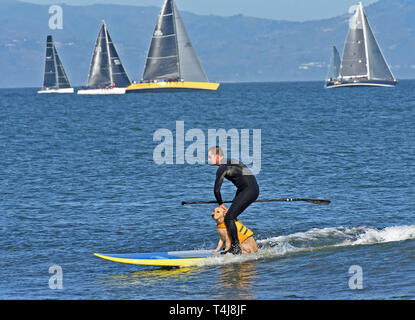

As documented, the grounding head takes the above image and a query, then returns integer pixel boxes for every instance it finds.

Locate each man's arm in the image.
[214,166,226,205]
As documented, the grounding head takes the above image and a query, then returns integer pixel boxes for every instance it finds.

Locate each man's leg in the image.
[223,212,241,254]
[223,189,258,254]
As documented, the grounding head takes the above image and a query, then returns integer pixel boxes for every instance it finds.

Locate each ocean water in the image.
[0,81,414,300]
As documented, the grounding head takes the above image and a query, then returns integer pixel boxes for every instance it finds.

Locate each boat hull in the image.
[325,80,397,88]
[37,88,74,94]
[125,81,220,93]
[77,88,126,95]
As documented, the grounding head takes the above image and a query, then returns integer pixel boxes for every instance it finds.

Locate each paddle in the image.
[182,198,331,206]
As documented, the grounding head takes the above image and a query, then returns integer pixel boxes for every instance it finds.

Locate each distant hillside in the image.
[0,0,414,88]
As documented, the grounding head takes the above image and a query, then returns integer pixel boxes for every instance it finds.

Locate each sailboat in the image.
[325,2,397,88]
[325,46,341,88]
[126,0,220,93]
[77,21,131,95]
[38,35,74,94]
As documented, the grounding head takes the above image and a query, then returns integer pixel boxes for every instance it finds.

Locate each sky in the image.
[20,0,379,22]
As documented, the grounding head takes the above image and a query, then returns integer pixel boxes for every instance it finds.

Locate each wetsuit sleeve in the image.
[214,166,226,205]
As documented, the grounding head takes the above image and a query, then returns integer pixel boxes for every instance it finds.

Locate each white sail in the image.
[340,2,395,82]
[361,6,395,80]
[328,45,341,80]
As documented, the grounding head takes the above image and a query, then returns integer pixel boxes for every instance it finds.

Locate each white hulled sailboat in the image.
[325,45,341,88]
[325,2,397,88]
[78,21,131,95]
[38,35,74,94]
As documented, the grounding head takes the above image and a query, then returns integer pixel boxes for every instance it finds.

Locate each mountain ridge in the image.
[1,0,414,88]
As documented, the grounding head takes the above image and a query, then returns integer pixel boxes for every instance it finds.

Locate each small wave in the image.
[260,224,415,249]
[345,225,415,246]
[196,225,415,267]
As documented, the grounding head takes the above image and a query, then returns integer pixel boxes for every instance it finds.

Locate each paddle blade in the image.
[304,199,331,205]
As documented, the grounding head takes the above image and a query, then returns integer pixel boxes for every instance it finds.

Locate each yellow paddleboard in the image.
[94,250,217,267]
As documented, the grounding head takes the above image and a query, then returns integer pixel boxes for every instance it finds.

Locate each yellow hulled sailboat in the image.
[126,0,219,93]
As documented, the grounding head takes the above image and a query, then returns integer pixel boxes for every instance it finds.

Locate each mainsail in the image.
[340,5,367,78]
[340,2,395,81]
[142,0,208,82]
[42,35,71,89]
[87,21,130,88]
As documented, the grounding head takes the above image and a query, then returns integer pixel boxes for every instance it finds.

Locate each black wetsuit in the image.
[214,159,259,252]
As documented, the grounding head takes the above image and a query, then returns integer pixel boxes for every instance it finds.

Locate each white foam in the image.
[196,251,261,267]
[348,225,415,245]
[195,225,415,267]
[259,224,415,249]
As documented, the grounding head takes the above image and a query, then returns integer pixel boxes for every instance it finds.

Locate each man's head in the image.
[208,146,224,166]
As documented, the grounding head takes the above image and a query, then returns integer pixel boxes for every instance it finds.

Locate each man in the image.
[207,146,259,255]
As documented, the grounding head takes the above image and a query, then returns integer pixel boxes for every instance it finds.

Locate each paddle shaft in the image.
[182,198,331,206]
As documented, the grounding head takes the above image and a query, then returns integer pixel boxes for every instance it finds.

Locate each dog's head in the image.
[211,207,226,224]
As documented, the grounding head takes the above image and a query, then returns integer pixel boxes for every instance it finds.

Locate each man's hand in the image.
[219,204,227,212]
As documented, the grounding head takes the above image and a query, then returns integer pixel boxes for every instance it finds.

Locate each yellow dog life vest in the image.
[217,220,254,243]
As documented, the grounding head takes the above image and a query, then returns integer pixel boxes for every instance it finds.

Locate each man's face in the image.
[208,151,220,165]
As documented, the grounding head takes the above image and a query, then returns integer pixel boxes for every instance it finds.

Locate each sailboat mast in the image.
[52,42,59,88]
[360,3,371,79]
[171,0,181,80]
[103,21,114,85]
